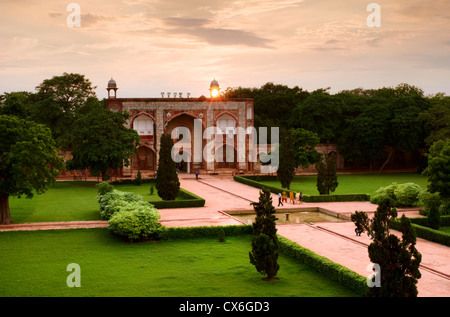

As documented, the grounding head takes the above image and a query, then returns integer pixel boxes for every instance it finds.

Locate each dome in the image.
[210,78,219,89]
[108,78,117,88]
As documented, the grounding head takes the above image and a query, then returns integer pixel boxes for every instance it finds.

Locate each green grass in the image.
[0,229,359,297]
[259,173,429,197]
[8,181,186,224]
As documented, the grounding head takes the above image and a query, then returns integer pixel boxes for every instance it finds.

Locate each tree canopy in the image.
[0,115,64,224]
[65,98,140,181]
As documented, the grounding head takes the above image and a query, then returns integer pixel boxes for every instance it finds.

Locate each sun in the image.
[211,88,219,97]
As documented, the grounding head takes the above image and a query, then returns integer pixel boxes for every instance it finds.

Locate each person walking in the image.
[195,170,199,180]
[282,190,287,203]
[299,192,303,204]
[289,190,294,204]
[278,192,284,206]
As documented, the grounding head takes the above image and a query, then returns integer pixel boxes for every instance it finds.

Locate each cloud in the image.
[162,16,272,48]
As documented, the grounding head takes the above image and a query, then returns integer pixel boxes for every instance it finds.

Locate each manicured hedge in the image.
[389,216,450,247]
[159,224,253,240]
[233,176,370,202]
[149,189,205,209]
[277,235,368,296]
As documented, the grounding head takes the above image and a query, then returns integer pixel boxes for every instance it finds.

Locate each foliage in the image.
[419,95,450,146]
[417,190,441,215]
[156,134,180,200]
[29,72,97,149]
[0,91,32,119]
[371,182,422,207]
[351,200,422,297]
[427,203,441,230]
[276,130,297,189]
[135,170,142,185]
[316,154,338,195]
[390,216,450,247]
[66,98,140,181]
[98,189,143,220]
[96,181,114,196]
[249,190,279,279]
[423,138,450,200]
[0,115,64,224]
[108,202,162,241]
[218,229,226,242]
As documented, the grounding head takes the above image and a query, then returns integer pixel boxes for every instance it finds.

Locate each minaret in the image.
[107,78,118,98]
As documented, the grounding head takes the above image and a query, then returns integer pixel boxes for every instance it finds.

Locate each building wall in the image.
[106,97,254,175]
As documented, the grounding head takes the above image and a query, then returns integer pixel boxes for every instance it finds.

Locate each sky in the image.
[1,0,450,99]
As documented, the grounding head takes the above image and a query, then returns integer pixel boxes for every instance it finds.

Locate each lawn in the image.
[8,181,185,224]
[0,229,359,297]
[259,173,429,197]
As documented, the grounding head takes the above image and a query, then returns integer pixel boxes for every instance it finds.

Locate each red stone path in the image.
[1,174,449,297]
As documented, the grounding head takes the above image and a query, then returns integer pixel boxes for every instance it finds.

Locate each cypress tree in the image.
[316,154,338,195]
[156,134,180,200]
[249,190,280,280]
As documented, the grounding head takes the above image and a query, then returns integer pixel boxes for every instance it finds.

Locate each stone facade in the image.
[106,79,255,176]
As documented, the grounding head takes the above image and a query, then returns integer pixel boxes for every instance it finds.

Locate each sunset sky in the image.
[1,0,450,99]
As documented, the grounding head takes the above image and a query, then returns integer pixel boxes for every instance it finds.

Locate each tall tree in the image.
[29,73,97,149]
[156,134,180,200]
[316,153,338,195]
[65,98,140,181]
[351,199,422,297]
[276,129,297,189]
[249,190,279,280]
[422,138,450,200]
[0,115,64,224]
[419,94,450,146]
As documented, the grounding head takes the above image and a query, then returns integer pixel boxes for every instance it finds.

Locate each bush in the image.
[371,182,422,207]
[394,183,422,207]
[96,181,114,196]
[418,190,441,215]
[98,189,143,220]
[108,202,162,241]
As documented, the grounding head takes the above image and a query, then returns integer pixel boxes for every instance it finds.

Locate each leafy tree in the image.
[316,153,338,195]
[273,128,320,189]
[249,190,279,280]
[0,91,32,119]
[423,138,450,200]
[156,134,180,200]
[351,199,422,297]
[289,89,342,142]
[66,98,140,181]
[0,115,64,224]
[29,73,97,149]
[419,95,450,146]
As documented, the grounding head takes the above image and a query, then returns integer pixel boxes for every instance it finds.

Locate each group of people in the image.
[278,190,303,206]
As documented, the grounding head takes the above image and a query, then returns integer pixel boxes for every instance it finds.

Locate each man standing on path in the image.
[195,170,199,180]
[278,192,283,206]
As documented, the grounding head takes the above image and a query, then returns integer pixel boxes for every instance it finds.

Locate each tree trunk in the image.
[378,148,394,174]
[0,193,13,225]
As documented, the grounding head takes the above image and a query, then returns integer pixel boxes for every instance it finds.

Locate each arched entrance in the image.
[133,146,156,171]
[165,113,204,173]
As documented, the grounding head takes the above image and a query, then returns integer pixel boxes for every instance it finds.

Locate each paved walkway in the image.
[1,174,449,297]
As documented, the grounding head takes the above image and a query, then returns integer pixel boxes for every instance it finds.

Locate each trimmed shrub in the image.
[98,189,143,220]
[96,181,114,196]
[394,183,422,207]
[390,216,450,246]
[108,202,162,241]
[371,182,422,207]
[149,188,205,209]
